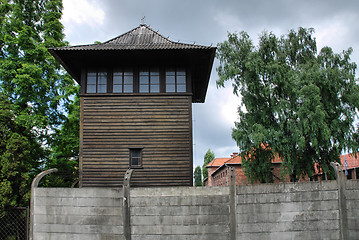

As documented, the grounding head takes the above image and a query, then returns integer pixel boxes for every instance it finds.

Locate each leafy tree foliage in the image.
[0,0,79,214]
[217,28,359,182]
[41,91,80,187]
[193,166,202,186]
[202,149,215,180]
[0,94,43,217]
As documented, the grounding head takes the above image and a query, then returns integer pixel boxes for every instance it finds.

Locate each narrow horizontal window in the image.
[85,67,187,94]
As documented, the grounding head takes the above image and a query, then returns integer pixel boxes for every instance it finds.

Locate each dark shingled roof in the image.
[49,24,216,103]
[51,24,213,51]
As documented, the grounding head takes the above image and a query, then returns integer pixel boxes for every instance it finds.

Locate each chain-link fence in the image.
[0,207,29,240]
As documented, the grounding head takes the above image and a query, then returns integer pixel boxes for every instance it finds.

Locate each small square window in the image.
[129,148,143,168]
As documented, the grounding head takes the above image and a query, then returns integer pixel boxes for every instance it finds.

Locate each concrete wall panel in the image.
[32,180,359,239]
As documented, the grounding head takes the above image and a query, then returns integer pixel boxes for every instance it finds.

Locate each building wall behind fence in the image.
[32,180,359,240]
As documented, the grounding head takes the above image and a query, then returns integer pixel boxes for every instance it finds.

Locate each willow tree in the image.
[217,28,359,182]
[0,0,78,213]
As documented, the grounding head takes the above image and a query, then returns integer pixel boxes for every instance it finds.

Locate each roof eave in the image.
[48,48,81,82]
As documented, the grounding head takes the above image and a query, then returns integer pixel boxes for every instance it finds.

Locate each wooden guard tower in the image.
[49,24,216,187]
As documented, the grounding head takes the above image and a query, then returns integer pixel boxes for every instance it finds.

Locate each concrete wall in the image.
[32,180,359,239]
[33,186,230,240]
[236,181,340,239]
[33,188,123,240]
[346,180,359,239]
[130,187,230,240]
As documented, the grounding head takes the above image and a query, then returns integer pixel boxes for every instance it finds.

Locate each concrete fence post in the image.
[330,162,348,240]
[229,166,237,240]
[123,169,134,240]
[29,168,58,240]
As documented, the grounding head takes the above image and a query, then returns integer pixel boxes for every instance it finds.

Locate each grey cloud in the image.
[63,0,359,166]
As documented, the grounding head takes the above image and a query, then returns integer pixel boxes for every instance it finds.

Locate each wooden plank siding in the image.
[80,95,193,187]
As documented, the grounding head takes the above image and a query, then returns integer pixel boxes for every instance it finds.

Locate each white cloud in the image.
[316,16,349,51]
[60,0,359,166]
[217,85,240,126]
[62,0,105,37]
[314,13,359,68]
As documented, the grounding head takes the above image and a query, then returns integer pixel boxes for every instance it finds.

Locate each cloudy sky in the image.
[61,0,359,168]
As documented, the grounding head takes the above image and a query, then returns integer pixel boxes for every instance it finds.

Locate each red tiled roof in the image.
[209,152,281,169]
[209,151,359,181]
[224,155,242,164]
[209,155,242,176]
[206,158,230,168]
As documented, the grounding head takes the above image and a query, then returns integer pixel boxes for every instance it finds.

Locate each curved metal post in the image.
[31,168,58,189]
[29,168,58,240]
[71,179,80,188]
[123,169,134,240]
[229,166,237,240]
[330,162,348,240]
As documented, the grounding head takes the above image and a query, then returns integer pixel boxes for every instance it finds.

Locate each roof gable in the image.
[105,24,171,45]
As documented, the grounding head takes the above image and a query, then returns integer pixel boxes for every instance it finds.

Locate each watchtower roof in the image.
[52,24,213,51]
[49,24,216,103]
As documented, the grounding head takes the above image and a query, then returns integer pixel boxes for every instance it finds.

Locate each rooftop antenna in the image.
[141,16,146,25]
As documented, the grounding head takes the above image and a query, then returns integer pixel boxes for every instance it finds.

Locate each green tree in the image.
[217,28,359,182]
[202,149,215,180]
[42,91,80,187]
[0,0,78,213]
[194,166,203,186]
[0,94,43,216]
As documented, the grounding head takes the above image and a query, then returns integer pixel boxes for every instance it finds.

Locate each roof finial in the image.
[141,16,146,26]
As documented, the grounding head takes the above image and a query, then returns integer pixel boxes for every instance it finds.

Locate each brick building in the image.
[204,153,284,186]
[340,153,358,179]
[204,152,359,186]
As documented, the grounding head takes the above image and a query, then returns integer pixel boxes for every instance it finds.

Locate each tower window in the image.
[85,67,187,94]
[139,68,160,93]
[129,148,143,168]
[166,68,186,93]
[113,69,134,93]
[86,70,107,93]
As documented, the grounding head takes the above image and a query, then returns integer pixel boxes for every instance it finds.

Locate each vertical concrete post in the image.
[229,166,237,240]
[330,162,348,240]
[29,168,58,240]
[123,169,134,240]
